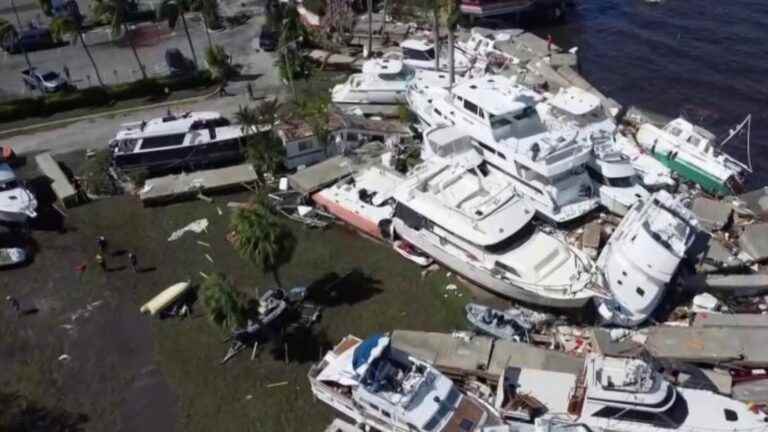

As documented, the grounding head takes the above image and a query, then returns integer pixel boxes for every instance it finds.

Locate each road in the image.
[0,0,277,101]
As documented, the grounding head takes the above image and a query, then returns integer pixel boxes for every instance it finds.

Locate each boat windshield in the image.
[484,222,536,254]
[0,179,19,191]
[379,67,415,82]
[422,387,461,431]
[607,176,635,188]
[490,107,547,139]
[403,47,435,61]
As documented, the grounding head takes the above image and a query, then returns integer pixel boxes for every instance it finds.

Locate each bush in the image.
[0,71,216,123]
[79,148,117,196]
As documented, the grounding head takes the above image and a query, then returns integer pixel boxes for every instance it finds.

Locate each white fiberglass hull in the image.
[393,219,595,310]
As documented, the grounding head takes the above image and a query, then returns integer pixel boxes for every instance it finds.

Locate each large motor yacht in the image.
[109,111,252,172]
[308,334,503,432]
[391,125,598,310]
[407,75,600,224]
[538,86,650,215]
[595,190,700,326]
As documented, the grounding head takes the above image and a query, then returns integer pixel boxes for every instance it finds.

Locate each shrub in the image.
[79,149,117,196]
[200,273,247,330]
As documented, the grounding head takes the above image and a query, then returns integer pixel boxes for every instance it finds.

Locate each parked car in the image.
[2,28,55,54]
[259,28,278,51]
[21,68,69,93]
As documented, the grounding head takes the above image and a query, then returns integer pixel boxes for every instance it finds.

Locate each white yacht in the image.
[596,190,699,327]
[332,58,415,107]
[636,116,751,196]
[309,334,503,432]
[538,86,650,216]
[109,111,251,172]
[0,163,37,223]
[391,126,598,310]
[398,39,472,74]
[495,353,768,432]
[407,75,600,224]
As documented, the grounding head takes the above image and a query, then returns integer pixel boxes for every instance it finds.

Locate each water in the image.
[531,0,768,187]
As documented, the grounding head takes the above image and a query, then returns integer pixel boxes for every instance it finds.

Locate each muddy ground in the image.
[0,154,480,431]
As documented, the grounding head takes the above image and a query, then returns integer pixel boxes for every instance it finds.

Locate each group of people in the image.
[94,236,139,273]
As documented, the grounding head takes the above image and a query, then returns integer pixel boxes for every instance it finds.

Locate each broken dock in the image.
[139,163,259,205]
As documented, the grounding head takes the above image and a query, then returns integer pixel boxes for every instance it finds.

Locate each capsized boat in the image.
[636,116,752,196]
[0,163,37,223]
[465,303,531,342]
[596,190,700,326]
[308,334,503,432]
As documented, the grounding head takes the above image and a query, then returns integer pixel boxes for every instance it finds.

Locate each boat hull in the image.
[394,220,594,311]
[113,138,245,172]
[312,192,384,240]
[652,150,737,196]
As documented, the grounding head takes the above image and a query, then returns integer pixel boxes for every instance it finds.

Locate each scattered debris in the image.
[266,381,288,388]
[168,219,209,241]
[140,281,191,316]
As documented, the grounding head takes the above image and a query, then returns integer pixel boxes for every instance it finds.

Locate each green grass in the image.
[1,190,471,431]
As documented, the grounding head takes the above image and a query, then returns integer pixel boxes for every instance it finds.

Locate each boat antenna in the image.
[718,114,753,172]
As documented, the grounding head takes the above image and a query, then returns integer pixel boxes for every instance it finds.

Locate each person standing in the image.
[63,65,71,81]
[5,296,21,317]
[97,236,107,254]
[96,253,106,271]
[128,252,138,273]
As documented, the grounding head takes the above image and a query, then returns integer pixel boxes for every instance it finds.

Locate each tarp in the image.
[353,334,390,376]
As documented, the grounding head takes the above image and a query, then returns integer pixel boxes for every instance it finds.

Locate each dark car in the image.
[259,29,278,51]
[2,28,54,54]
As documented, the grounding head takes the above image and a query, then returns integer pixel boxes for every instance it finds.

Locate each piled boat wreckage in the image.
[253,25,768,431]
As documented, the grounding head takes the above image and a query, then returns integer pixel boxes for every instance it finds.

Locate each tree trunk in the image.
[180,12,198,68]
[123,23,148,80]
[79,32,105,87]
[448,24,454,90]
[366,0,372,58]
[432,6,440,71]
[11,0,44,96]
[201,14,213,49]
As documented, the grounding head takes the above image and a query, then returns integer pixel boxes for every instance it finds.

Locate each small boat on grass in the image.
[465,303,532,342]
[393,240,433,267]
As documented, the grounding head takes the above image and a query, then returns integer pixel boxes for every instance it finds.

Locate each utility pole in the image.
[10,0,45,96]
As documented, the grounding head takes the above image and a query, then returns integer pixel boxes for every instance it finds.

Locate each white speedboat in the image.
[398,38,472,74]
[596,191,699,326]
[0,163,37,223]
[538,86,650,216]
[331,57,415,107]
[391,126,598,310]
[407,75,600,224]
[636,116,751,196]
[308,334,503,432]
[109,111,250,172]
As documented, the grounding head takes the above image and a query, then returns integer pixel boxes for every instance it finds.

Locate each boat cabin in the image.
[662,118,717,156]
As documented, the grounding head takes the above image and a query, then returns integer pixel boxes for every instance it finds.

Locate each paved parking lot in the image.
[0,0,278,101]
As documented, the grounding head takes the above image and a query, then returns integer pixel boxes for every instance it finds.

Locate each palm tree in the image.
[50,17,106,87]
[200,273,246,330]
[205,44,234,80]
[160,0,198,68]
[91,0,148,80]
[297,94,331,154]
[230,195,296,286]
[445,0,460,89]
[236,100,284,184]
[37,0,53,16]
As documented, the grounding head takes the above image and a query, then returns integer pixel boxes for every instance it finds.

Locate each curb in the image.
[0,88,221,139]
